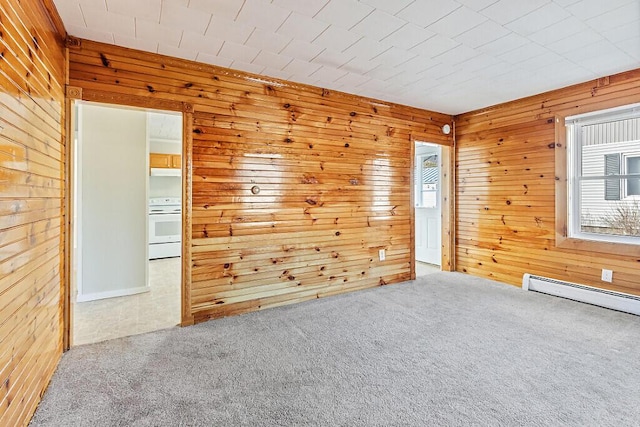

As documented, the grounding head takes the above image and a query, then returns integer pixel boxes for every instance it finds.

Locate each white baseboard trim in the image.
[77,285,150,303]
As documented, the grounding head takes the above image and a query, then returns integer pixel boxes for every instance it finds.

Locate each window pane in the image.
[628,178,640,196]
[628,157,640,174]
[580,180,640,236]
[626,157,640,196]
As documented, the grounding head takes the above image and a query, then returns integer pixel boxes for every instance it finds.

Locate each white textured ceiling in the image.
[54,0,640,114]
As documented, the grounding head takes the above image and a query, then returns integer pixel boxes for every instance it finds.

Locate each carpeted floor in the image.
[31,272,640,426]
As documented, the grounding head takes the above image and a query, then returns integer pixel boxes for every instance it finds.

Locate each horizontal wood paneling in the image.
[68,39,452,323]
[455,69,640,295]
[0,0,65,425]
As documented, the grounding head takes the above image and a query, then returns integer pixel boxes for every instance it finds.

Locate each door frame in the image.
[410,139,455,279]
[414,143,442,265]
[63,86,194,350]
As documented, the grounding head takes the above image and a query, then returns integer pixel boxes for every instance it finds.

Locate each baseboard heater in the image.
[522,274,640,316]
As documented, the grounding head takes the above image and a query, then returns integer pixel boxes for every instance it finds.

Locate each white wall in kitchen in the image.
[149,177,181,197]
[148,111,182,198]
[77,103,148,301]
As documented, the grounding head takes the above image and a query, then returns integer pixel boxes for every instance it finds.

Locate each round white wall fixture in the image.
[442,124,451,135]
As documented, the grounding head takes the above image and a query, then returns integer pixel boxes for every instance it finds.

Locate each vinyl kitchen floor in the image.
[73,257,181,346]
[416,261,440,277]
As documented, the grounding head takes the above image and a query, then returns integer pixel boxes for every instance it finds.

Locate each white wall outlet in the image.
[378,249,386,261]
[601,269,613,283]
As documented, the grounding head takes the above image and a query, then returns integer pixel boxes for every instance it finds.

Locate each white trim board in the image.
[77,285,150,303]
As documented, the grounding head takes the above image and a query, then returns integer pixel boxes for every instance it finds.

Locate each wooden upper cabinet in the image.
[150,153,181,169]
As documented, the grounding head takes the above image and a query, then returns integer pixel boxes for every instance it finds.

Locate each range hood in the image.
[150,168,181,177]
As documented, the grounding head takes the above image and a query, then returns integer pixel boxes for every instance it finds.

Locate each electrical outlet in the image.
[601,269,613,283]
[378,249,386,261]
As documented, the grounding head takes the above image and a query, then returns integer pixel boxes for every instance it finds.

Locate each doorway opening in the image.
[414,142,442,277]
[71,101,183,345]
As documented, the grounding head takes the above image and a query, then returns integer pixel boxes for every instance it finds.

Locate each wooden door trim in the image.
[62,86,195,348]
[409,140,416,280]
[181,109,194,325]
[410,139,455,276]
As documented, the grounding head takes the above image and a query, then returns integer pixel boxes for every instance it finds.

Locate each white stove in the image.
[149,197,181,259]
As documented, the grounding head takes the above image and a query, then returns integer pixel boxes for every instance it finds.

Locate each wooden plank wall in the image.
[0,0,66,425]
[455,69,640,296]
[67,40,452,323]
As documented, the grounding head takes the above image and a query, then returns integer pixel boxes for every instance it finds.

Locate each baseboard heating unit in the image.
[522,274,640,316]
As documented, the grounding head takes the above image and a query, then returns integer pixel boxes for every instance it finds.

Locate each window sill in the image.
[555,233,640,257]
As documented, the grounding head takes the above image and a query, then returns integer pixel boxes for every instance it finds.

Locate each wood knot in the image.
[349,111,356,117]
[99,53,110,67]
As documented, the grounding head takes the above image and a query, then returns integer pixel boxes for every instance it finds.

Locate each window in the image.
[626,156,640,196]
[565,103,640,245]
[414,151,439,209]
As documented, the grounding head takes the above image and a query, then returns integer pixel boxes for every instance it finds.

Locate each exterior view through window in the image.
[566,103,640,244]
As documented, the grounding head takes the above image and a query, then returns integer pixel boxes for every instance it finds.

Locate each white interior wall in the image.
[78,103,148,300]
[149,112,182,198]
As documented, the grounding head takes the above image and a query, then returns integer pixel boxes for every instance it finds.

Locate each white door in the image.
[415,144,441,266]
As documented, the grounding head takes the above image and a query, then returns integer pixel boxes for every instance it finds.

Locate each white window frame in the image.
[566,103,640,246]
[623,154,640,198]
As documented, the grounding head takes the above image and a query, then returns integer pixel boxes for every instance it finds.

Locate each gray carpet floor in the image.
[31,272,640,426]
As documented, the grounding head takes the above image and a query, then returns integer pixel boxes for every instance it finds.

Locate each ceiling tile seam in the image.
[78,2,88,27]
[480,1,554,26]
[369,45,394,62]
[307,46,328,64]
[425,4,464,28]
[392,0,417,19]
[311,0,331,20]
[215,40,225,57]
[201,12,215,37]
[347,7,376,33]
[274,10,293,34]
[380,22,434,50]
[243,27,257,46]
[339,34,365,55]
[384,55,420,82]
[309,22,331,45]
[235,0,248,21]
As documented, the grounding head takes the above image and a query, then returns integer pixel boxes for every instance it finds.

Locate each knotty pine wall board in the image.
[68,39,452,323]
[455,69,640,296]
[0,0,66,425]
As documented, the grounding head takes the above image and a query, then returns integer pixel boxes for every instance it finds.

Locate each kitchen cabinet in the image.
[150,153,181,169]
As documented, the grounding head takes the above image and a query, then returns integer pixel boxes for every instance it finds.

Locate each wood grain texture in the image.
[67,39,453,322]
[455,68,640,296]
[0,0,65,425]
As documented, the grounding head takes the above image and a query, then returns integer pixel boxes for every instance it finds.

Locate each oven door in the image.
[149,213,181,244]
